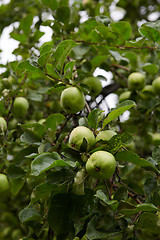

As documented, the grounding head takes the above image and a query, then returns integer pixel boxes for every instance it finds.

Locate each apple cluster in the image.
[69,126,117,181]
[119,72,160,146]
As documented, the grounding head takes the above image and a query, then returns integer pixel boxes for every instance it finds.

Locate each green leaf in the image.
[118,201,159,216]
[88,109,104,130]
[31,182,67,204]
[10,32,27,43]
[139,25,160,42]
[142,63,158,75]
[46,113,65,131]
[31,152,75,176]
[102,100,136,128]
[152,146,160,163]
[109,50,129,64]
[20,130,41,145]
[14,146,38,165]
[19,14,33,35]
[115,150,159,173]
[95,190,118,210]
[56,6,70,24]
[53,40,78,70]
[38,51,54,67]
[7,164,26,179]
[41,0,58,11]
[86,215,122,240]
[110,21,132,41]
[47,193,74,237]
[135,212,160,233]
[10,178,25,196]
[19,206,41,223]
[17,60,41,72]
[46,63,61,80]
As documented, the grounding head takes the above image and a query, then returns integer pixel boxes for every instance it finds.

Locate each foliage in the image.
[1,0,160,239]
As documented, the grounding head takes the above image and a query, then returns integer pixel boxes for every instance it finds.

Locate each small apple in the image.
[152,133,160,145]
[12,97,29,119]
[86,150,116,180]
[72,168,85,195]
[128,72,145,90]
[140,85,155,99]
[69,126,95,151]
[0,173,10,193]
[152,77,160,95]
[119,91,131,103]
[83,76,102,97]
[60,87,85,113]
[96,130,117,142]
[0,117,7,133]
[8,118,18,130]
[38,119,46,124]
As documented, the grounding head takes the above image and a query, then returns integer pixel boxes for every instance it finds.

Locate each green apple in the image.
[0,117,7,133]
[60,87,85,114]
[152,77,160,95]
[38,119,46,124]
[83,76,102,97]
[72,168,85,195]
[152,133,160,145]
[96,130,117,142]
[128,72,145,90]
[8,118,18,130]
[69,126,95,151]
[119,91,131,103]
[140,85,155,99]
[0,173,10,193]
[86,151,116,180]
[12,97,29,119]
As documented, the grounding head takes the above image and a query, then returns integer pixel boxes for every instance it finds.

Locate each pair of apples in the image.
[69,126,116,180]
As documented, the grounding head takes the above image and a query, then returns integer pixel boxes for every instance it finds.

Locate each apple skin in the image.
[96,130,116,142]
[0,117,7,132]
[140,85,155,100]
[83,76,102,97]
[0,174,10,193]
[69,126,95,151]
[60,87,85,114]
[128,72,145,90]
[152,77,160,95]
[119,91,131,103]
[12,97,29,119]
[86,151,116,180]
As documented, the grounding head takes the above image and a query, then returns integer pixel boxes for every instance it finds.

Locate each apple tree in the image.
[1,0,160,239]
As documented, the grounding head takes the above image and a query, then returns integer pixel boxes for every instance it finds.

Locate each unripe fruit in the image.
[69,126,95,151]
[140,85,155,99]
[96,130,117,142]
[119,91,131,103]
[0,174,10,193]
[12,97,29,119]
[83,76,102,97]
[72,168,85,195]
[60,87,85,113]
[152,77,160,95]
[86,151,116,180]
[152,133,160,145]
[0,117,7,133]
[128,72,145,90]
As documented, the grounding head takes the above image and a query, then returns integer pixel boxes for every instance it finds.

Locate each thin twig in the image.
[104,180,112,200]
[75,40,157,50]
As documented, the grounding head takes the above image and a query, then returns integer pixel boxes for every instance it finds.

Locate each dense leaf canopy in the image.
[1,0,160,239]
